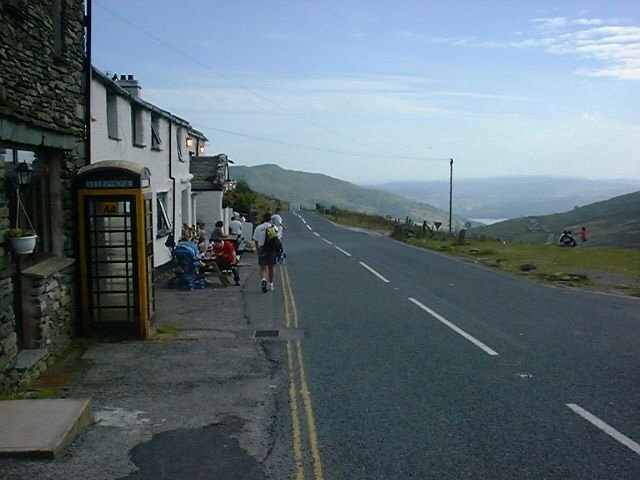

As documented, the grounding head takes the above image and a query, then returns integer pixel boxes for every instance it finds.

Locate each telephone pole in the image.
[448,158,453,233]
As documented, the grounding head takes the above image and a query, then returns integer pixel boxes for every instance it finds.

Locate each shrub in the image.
[6,228,37,238]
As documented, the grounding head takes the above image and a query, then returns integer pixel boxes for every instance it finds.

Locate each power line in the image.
[93,1,434,160]
[193,123,449,161]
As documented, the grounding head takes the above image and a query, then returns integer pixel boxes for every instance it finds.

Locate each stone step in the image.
[0,398,93,459]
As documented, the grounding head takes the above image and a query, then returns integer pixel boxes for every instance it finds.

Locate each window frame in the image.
[156,191,172,238]
[176,128,184,162]
[106,92,119,140]
[131,104,145,148]
[151,114,162,150]
[3,147,55,260]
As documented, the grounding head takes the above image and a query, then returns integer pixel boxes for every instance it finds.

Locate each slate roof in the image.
[92,67,207,141]
[190,154,230,191]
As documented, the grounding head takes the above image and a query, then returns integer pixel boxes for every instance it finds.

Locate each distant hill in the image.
[369,176,640,219]
[230,164,469,227]
[468,190,640,248]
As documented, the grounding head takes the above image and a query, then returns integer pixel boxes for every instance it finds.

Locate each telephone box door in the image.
[82,195,140,336]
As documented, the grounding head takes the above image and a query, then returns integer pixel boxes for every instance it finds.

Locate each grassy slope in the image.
[469,190,640,248]
[230,164,468,227]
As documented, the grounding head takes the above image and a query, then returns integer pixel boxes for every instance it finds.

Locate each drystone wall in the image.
[0,0,86,392]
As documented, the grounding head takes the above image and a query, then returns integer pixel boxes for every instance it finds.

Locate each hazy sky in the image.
[91,1,640,183]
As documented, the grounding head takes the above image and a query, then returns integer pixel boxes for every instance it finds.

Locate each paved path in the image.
[0,254,290,479]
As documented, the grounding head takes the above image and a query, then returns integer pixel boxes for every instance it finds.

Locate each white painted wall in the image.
[194,191,224,236]
[91,77,200,267]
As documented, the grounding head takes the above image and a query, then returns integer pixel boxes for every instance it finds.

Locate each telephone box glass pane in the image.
[85,197,137,326]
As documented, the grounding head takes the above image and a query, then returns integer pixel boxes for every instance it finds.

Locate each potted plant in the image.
[6,228,38,254]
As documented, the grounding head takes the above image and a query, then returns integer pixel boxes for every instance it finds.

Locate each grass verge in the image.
[316,207,639,297]
[402,235,640,296]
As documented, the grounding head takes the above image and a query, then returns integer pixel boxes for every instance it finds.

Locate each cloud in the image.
[531,24,640,80]
[143,73,525,125]
[424,16,640,81]
[531,17,604,29]
[582,112,601,121]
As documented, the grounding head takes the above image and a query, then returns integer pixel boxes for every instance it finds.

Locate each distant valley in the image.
[230,165,639,248]
[368,176,640,220]
[230,164,469,227]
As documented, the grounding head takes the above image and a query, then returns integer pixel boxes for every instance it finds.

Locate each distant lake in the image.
[470,218,509,225]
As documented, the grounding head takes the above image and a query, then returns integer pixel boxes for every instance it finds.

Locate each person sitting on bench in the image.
[211,237,240,286]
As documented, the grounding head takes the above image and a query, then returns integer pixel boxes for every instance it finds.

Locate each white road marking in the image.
[566,403,640,456]
[313,231,320,237]
[322,238,333,245]
[307,225,313,231]
[408,297,500,356]
[359,262,390,283]
[335,246,352,257]
[346,227,384,237]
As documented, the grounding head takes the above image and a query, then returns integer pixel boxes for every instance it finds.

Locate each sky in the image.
[91,1,640,183]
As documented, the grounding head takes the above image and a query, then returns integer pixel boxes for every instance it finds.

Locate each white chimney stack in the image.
[115,74,141,98]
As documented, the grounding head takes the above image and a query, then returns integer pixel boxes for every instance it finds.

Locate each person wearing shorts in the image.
[253,213,278,293]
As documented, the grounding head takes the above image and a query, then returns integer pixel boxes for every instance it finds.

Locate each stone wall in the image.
[0,0,86,137]
[23,259,76,351]
[0,151,18,391]
[0,0,86,393]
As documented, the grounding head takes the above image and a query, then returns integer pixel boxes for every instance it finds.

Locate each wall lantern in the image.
[185,137,194,148]
[198,144,205,154]
[16,161,33,188]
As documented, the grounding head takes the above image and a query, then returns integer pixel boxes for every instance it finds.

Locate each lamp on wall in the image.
[198,144,205,154]
[15,161,33,188]
[185,137,194,148]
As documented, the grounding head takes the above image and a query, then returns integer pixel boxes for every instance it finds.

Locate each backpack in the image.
[263,224,282,252]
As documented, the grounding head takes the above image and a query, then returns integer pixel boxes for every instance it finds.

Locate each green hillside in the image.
[469,190,640,248]
[230,164,469,228]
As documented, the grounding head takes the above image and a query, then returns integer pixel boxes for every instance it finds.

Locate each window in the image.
[151,115,162,150]
[131,105,145,147]
[156,192,171,237]
[106,93,119,139]
[3,148,55,257]
[177,128,184,162]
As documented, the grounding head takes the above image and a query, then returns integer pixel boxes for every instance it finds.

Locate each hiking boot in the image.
[261,279,268,293]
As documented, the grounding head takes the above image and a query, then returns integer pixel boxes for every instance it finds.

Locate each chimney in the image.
[115,73,142,98]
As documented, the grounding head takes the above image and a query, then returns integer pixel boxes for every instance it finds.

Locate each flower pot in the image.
[10,235,38,254]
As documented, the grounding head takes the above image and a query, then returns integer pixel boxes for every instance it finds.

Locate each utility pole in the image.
[449,158,453,233]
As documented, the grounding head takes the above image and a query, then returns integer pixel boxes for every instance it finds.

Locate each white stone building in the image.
[190,153,235,236]
[90,68,207,267]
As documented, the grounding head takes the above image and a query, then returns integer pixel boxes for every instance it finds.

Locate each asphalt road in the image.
[278,210,640,479]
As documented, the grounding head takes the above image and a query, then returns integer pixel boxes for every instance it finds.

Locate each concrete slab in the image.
[0,398,93,459]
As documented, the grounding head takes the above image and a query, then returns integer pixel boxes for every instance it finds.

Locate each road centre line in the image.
[334,246,352,257]
[322,238,333,245]
[566,403,640,456]
[307,225,313,231]
[313,231,320,237]
[408,297,500,356]
[359,262,390,283]
[282,267,325,480]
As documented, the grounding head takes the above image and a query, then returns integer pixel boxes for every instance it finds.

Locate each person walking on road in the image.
[271,207,286,237]
[252,212,282,293]
[229,215,244,250]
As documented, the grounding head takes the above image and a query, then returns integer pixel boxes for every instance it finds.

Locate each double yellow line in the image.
[281,266,325,480]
